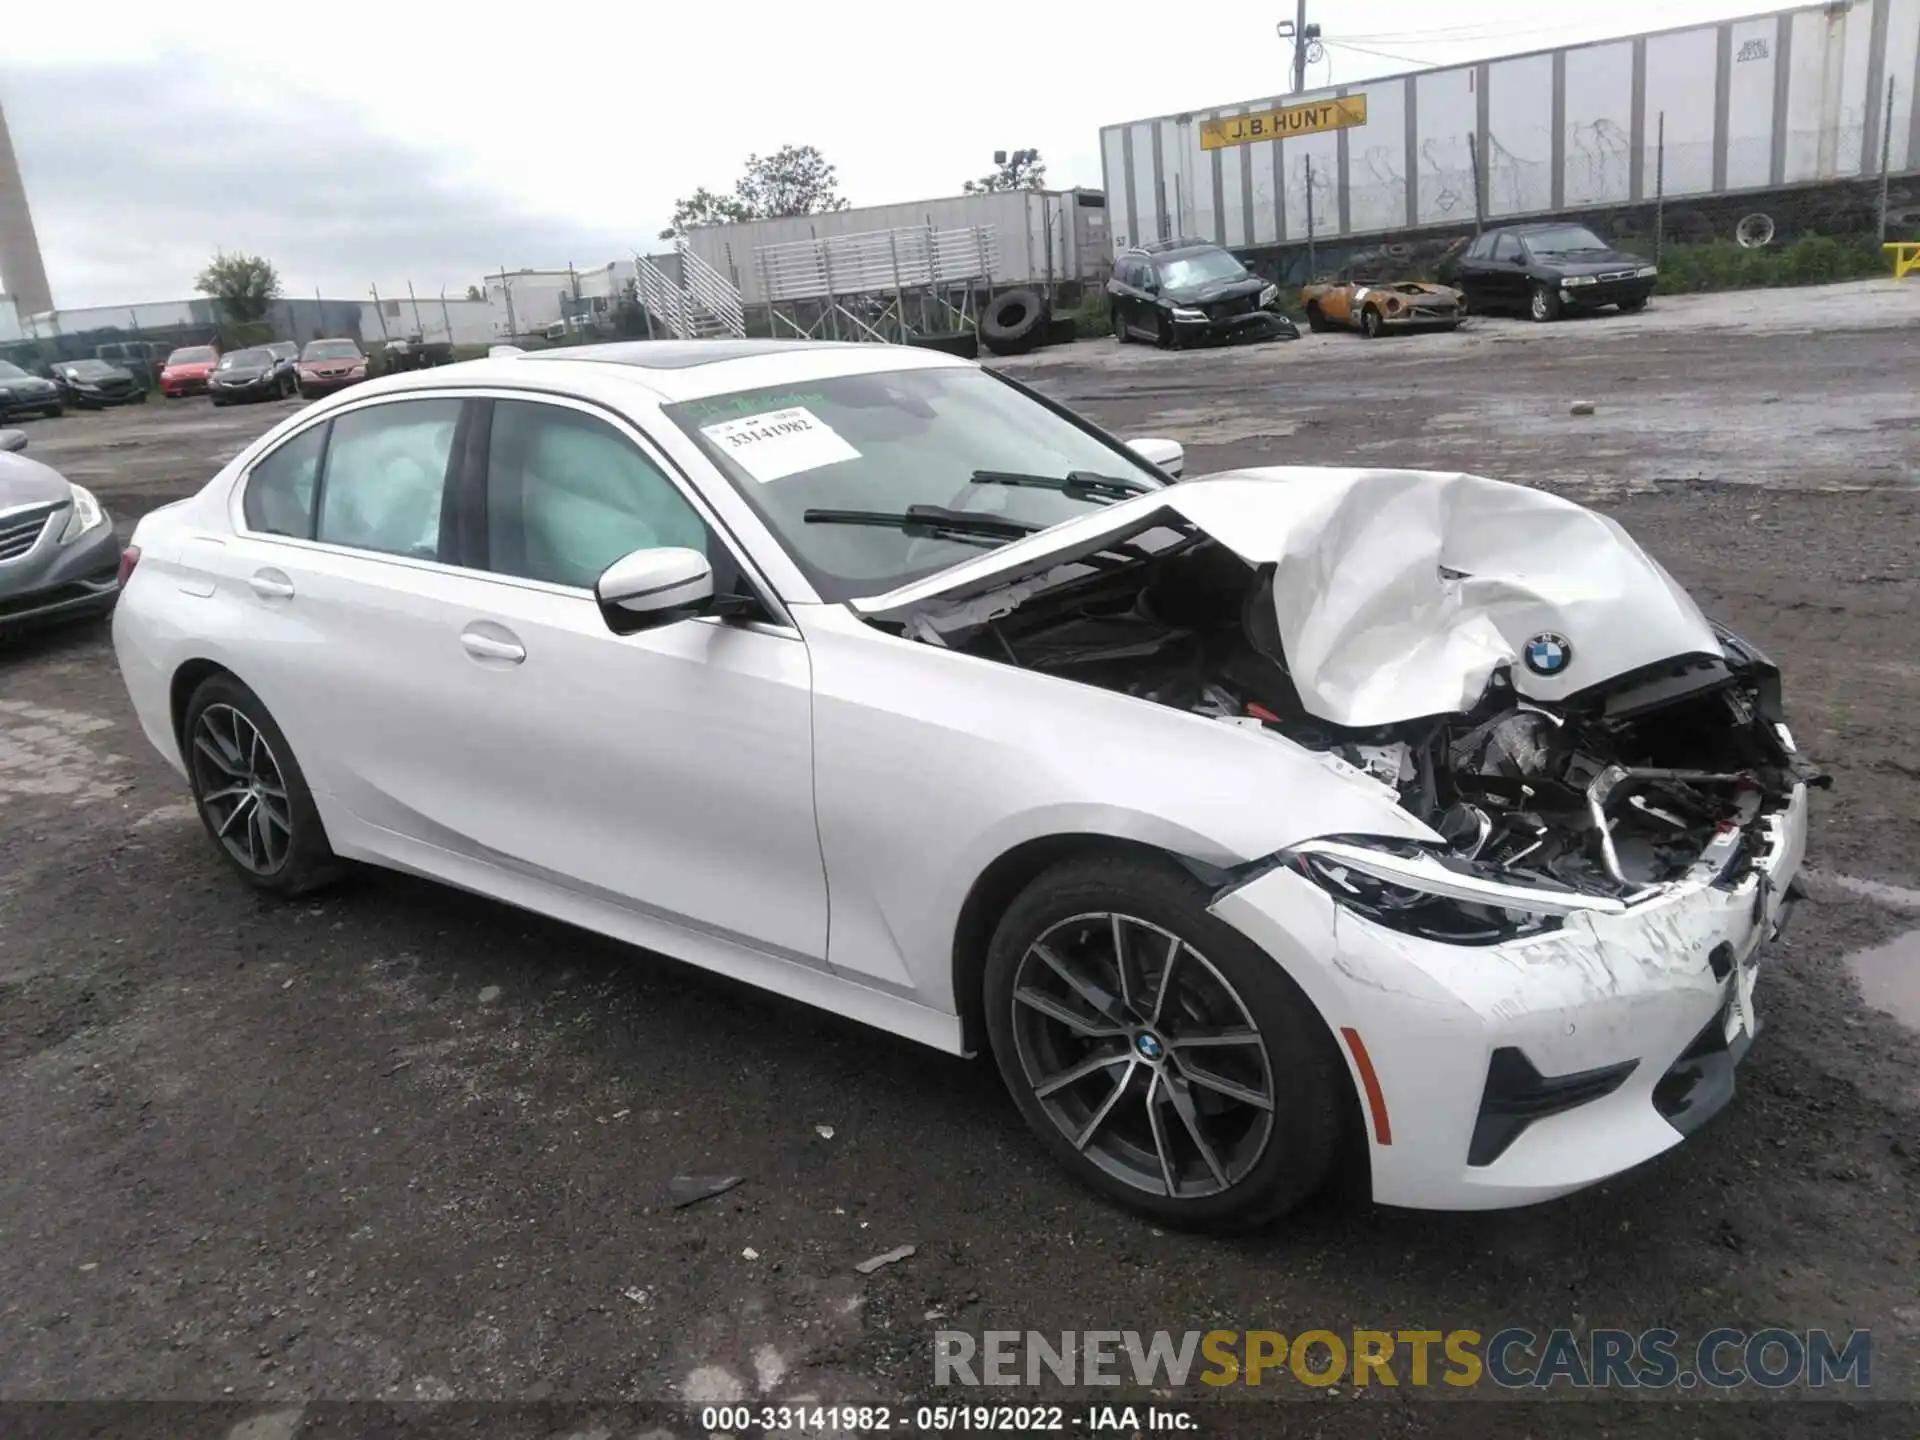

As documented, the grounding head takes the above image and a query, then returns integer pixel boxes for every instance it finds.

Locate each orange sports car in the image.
[1301,277,1465,337]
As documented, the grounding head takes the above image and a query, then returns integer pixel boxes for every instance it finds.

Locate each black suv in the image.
[1454,223,1658,322]
[1107,240,1298,347]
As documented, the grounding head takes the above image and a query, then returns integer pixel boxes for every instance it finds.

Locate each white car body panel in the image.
[111,341,1810,1213]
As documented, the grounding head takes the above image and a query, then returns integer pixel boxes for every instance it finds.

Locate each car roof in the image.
[346,338,975,405]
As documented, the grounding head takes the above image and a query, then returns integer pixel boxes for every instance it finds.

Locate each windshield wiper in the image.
[802,504,1041,546]
[969,469,1153,501]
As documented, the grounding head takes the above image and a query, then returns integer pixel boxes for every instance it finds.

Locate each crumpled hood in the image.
[855,468,1721,729]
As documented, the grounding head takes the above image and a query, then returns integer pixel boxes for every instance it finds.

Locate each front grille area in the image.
[0,504,56,562]
[1208,296,1256,320]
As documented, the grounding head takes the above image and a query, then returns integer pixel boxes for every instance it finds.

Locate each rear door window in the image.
[314,399,463,560]
[243,423,329,537]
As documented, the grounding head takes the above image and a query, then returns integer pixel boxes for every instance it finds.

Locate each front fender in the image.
[796,603,1433,1004]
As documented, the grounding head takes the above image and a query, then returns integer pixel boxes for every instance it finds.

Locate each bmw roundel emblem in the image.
[1523,632,1573,676]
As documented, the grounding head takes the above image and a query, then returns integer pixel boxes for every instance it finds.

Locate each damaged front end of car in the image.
[854,469,1828,1204]
[856,469,1823,929]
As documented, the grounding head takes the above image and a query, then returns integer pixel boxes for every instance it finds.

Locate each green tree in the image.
[465,284,483,302]
[193,251,281,324]
[964,149,1047,194]
[660,146,850,239]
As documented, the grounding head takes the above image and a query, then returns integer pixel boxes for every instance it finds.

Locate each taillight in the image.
[116,545,141,587]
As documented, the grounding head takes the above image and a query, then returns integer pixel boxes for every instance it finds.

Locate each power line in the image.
[1322,38,1445,70]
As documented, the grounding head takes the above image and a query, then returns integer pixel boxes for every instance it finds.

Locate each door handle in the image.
[249,569,295,599]
[461,629,526,664]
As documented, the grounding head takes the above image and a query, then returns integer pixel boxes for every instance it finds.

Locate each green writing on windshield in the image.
[680,390,832,423]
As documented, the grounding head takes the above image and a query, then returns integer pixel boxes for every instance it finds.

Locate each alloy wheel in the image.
[1009,912,1275,1199]
[189,703,294,875]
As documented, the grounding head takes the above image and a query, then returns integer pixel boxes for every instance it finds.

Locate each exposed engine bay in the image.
[910,538,1824,902]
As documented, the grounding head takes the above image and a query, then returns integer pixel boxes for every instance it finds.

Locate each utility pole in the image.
[1276,4,1321,94]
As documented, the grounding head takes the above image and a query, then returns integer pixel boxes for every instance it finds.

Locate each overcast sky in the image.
[6,0,1762,308]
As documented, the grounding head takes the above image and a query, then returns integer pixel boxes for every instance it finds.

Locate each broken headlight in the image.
[1286,835,1631,946]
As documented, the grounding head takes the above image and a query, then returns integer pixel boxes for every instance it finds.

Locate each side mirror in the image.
[1126,436,1184,477]
[0,429,27,454]
[595,546,713,627]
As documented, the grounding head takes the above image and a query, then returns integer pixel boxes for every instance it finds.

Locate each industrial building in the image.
[1100,0,1919,265]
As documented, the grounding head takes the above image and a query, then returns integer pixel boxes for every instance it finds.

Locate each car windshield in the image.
[303,341,361,360]
[664,366,1170,603]
[221,349,271,369]
[62,360,116,377]
[168,347,216,364]
[0,361,29,379]
[1156,250,1248,288]
[1522,225,1608,255]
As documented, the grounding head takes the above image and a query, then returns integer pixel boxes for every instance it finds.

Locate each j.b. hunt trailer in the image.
[1099,1,1920,272]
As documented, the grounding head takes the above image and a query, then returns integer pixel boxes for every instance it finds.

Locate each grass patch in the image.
[1643,234,1890,294]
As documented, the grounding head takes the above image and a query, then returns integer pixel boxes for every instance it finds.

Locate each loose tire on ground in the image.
[982,851,1348,1232]
[182,672,346,898]
[979,288,1048,356]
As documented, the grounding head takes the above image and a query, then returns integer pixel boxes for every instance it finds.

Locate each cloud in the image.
[1,59,639,307]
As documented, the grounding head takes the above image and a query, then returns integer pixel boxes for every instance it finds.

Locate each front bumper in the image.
[210,378,280,401]
[1379,307,1463,329]
[1562,279,1655,308]
[1172,310,1299,345]
[161,376,210,396]
[0,389,63,416]
[0,514,123,633]
[297,372,366,394]
[1211,783,1809,1210]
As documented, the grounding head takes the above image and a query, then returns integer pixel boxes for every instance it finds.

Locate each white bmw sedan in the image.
[113,340,1817,1230]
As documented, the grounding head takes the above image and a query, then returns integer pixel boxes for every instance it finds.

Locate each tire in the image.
[1529,283,1561,323]
[1360,307,1384,338]
[210,396,227,407]
[134,389,148,404]
[979,287,1048,356]
[1112,305,1130,343]
[1305,304,1331,333]
[1617,297,1648,314]
[1154,311,1176,349]
[45,404,63,419]
[982,852,1347,1232]
[297,386,314,401]
[182,673,345,898]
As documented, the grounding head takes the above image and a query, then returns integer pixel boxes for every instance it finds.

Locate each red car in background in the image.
[159,345,221,397]
[296,338,368,398]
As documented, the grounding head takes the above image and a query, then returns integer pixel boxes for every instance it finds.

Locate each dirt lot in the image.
[2,285,1917,1436]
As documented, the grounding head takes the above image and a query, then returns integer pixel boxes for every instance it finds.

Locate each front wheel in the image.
[1617,297,1648,314]
[1154,312,1175,349]
[1529,283,1561,323]
[983,852,1348,1232]
[1361,307,1384,338]
[1112,305,1130,344]
[183,673,345,897]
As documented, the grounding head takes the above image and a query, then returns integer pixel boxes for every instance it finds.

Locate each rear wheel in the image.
[183,674,345,897]
[983,852,1347,1232]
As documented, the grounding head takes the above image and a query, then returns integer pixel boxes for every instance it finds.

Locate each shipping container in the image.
[1100,0,1920,257]
[681,188,1109,306]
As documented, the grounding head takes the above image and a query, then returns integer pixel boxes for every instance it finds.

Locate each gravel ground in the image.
[2,285,1917,1436]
